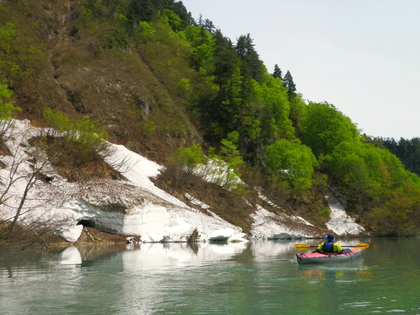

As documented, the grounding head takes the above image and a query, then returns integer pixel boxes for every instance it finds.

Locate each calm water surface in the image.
[1,238,420,315]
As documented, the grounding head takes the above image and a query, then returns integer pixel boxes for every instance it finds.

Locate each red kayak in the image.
[296,248,362,264]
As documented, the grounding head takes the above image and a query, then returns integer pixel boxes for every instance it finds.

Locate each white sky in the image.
[181,0,420,139]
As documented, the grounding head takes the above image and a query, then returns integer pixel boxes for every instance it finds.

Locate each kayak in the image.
[296,248,361,264]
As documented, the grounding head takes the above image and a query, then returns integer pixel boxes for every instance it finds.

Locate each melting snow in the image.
[251,206,313,239]
[185,193,210,210]
[326,195,365,235]
[0,119,365,243]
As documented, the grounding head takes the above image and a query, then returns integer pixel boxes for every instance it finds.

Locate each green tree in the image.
[283,70,296,100]
[170,143,205,173]
[219,131,244,173]
[235,34,263,82]
[272,64,282,80]
[265,139,317,196]
[197,16,216,34]
[370,184,420,236]
[0,83,20,121]
[206,132,245,191]
[0,22,44,90]
[299,102,359,158]
[182,25,214,72]
[381,137,420,176]
[253,72,294,147]
[233,34,265,156]
[126,0,190,30]
[327,141,380,216]
[200,30,241,142]
[326,139,419,218]
[44,108,108,153]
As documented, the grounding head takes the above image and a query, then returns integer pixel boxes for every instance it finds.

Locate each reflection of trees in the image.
[297,263,373,313]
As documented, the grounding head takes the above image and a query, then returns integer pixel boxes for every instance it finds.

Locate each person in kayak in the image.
[316,233,343,253]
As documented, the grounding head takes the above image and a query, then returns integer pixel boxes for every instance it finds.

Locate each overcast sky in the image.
[181,0,420,140]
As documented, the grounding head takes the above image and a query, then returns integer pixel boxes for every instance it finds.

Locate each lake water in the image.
[1,238,420,315]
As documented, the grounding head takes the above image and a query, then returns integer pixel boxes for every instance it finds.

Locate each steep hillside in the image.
[0,0,201,162]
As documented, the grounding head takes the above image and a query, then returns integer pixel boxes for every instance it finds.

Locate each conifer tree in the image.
[283,70,296,99]
[272,64,282,80]
[199,30,240,142]
[235,34,263,82]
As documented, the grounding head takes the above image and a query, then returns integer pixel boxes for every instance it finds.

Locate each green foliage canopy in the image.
[299,102,360,158]
[369,183,420,236]
[326,139,420,218]
[265,139,317,195]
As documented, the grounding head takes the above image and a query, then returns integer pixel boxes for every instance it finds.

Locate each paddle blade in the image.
[294,244,314,249]
[351,243,370,249]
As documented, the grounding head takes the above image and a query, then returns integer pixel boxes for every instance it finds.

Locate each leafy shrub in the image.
[41,108,116,181]
[170,143,204,172]
[0,84,20,145]
[43,107,108,153]
[0,83,20,121]
[318,209,331,217]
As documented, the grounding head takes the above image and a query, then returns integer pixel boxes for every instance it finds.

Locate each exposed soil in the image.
[73,227,136,245]
[0,222,133,251]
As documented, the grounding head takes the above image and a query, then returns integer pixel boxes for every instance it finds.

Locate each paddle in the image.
[294,243,370,250]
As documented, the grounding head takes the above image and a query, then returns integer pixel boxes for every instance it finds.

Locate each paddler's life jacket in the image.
[323,241,334,252]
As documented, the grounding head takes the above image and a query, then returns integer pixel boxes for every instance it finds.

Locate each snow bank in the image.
[0,119,365,243]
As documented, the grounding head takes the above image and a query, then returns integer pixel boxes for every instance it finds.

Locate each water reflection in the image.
[0,240,368,278]
[3,239,420,315]
[0,239,368,269]
[58,247,82,265]
[298,263,373,285]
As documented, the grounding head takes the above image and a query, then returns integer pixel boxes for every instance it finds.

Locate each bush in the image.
[170,143,204,172]
[0,83,19,120]
[43,107,108,153]
[41,108,118,181]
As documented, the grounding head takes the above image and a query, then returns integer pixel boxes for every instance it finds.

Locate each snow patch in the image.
[208,228,248,242]
[192,159,245,190]
[251,207,313,239]
[55,225,83,243]
[185,193,210,210]
[257,191,281,209]
[325,196,365,235]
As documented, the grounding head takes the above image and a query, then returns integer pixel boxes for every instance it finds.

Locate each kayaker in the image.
[316,233,343,253]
